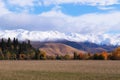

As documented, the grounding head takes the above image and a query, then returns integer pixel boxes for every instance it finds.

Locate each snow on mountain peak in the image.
[0,29,120,45]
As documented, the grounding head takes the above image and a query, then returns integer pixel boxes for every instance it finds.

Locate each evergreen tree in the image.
[74,52,78,60]
[27,40,32,48]
[1,38,6,51]
[7,38,12,49]
[35,49,40,60]
[0,38,36,60]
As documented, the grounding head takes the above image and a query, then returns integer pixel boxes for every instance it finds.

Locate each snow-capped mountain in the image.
[0,29,120,45]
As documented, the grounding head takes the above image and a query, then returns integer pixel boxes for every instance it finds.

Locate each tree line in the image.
[0,38,120,60]
[57,47,120,60]
[0,38,46,60]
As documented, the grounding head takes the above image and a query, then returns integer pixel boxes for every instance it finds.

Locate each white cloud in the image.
[42,0,119,6]
[0,0,11,16]
[5,0,43,13]
[7,0,35,7]
[0,0,120,34]
[5,0,120,9]
[0,10,120,34]
[40,10,120,34]
[1,0,118,15]
[98,6,115,10]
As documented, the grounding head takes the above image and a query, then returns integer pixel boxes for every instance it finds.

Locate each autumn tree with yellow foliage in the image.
[112,47,120,60]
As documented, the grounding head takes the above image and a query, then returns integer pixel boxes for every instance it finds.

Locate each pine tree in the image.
[28,40,31,47]
[1,38,6,51]
[74,52,78,60]
[7,37,12,48]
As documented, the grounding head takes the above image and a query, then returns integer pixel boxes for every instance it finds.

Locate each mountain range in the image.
[0,29,118,54]
[0,29,120,45]
[31,40,117,54]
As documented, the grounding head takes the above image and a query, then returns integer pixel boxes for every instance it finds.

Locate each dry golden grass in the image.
[40,43,86,56]
[0,60,120,80]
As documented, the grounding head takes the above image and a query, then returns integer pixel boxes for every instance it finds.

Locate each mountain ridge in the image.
[39,43,86,56]
[0,29,120,45]
[31,40,117,53]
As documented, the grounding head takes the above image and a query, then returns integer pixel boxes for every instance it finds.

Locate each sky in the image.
[0,0,120,34]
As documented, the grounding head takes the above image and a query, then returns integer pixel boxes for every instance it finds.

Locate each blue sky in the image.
[0,0,120,34]
[5,1,120,16]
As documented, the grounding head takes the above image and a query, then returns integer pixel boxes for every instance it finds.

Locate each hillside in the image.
[39,43,86,56]
[58,40,117,53]
[31,40,117,54]
[58,41,117,53]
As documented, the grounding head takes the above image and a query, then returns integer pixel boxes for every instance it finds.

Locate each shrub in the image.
[63,54,71,60]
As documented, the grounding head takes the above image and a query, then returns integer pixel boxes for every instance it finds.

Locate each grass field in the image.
[0,60,120,80]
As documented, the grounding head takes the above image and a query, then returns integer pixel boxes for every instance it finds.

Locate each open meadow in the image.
[0,60,120,80]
